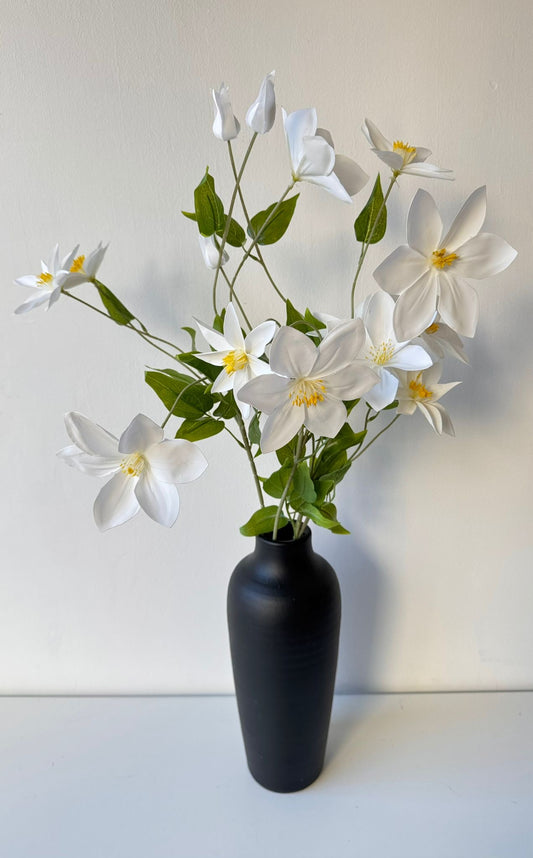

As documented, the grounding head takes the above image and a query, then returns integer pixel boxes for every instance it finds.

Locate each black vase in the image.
[227,525,341,792]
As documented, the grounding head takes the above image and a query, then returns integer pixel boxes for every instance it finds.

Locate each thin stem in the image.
[272,429,305,540]
[161,379,202,430]
[212,134,258,316]
[229,182,295,302]
[350,174,397,317]
[219,267,252,331]
[234,410,265,508]
[351,414,400,462]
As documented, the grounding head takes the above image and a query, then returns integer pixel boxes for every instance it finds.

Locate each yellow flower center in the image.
[70,255,86,273]
[393,140,417,166]
[432,248,458,269]
[409,375,433,400]
[222,349,249,376]
[37,272,54,287]
[120,452,146,477]
[289,378,326,408]
[368,339,395,366]
[425,322,440,334]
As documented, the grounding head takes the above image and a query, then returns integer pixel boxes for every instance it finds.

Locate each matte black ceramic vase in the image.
[227,525,341,792]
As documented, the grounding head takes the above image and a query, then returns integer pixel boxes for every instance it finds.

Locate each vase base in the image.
[247,761,324,793]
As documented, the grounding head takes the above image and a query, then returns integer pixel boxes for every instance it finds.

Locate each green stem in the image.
[272,429,305,541]
[219,267,252,331]
[212,134,258,316]
[234,410,265,508]
[350,414,400,462]
[229,181,295,302]
[350,174,397,317]
[161,379,203,430]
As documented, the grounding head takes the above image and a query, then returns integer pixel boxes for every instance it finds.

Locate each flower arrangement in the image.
[14,73,516,541]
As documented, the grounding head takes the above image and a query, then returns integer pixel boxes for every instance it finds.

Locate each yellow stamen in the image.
[222,349,249,376]
[409,374,433,400]
[432,248,458,269]
[70,255,86,273]
[37,272,53,287]
[289,378,326,408]
[368,339,395,366]
[120,452,146,477]
[425,322,440,334]
[393,140,417,166]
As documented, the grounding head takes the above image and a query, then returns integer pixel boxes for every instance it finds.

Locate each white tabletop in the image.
[0,692,531,857]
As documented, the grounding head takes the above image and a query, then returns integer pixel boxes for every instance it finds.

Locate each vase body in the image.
[227,526,341,792]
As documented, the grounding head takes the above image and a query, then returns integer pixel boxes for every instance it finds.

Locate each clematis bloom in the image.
[58,241,108,287]
[373,187,517,340]
[14,244,80,315]
[283,108,368,203]
[212,83,240,141]
[238,322,378,452]
[58,412,207,530]
[246,71,276,134]
[396,363,460,436]
[420,317,469,364]
[196,302,276,418]
[361,119,453,180]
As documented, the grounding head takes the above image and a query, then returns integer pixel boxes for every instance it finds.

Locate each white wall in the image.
[1,0,532,693]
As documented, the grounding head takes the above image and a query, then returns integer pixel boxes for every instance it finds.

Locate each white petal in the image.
[48,244,60,274]
[312,319,366,376]
[431,402,455,436]
[269,326,317,378]
[14,275,38,288]
[118,414,164,454]
[418,402,443,434]
[303,395,347,438]
[246,71,276,134]
[84,242,108,277]
[195,317,231,352]
[393,271,439,341]
[402,162,454,180]
[238,373,291,413]
[222,302,245,349]
[244,319,277,356]
[14,291,52,314]
[374,150,405,171]
[437,273,479,338]
[247,354,272,377]
[211,367,234,393]
[364,369,399,411]
[47,285,62,310]
[373,246,429,295]
[260,400,304,453]
[326,364,379,400]
[412,147,432,163]
[453,233,517,279]
[212,85,240,141]
[332,155,369,196]
[283,108,318,169]
[441,186,486,252]
[198,234,228,269]
[195,349,228,366]
[57,448,120,477]
[60,244,80,271]
[407,189,443,256]
[148,439,207,484]
[64,412,119,456]
[361,119,391,151]
[389,344,433,371]
[303,171,352,203]
[295,135,335,178]
[93,472,140,531]
[362,291,395,346]
[135,469,180,527]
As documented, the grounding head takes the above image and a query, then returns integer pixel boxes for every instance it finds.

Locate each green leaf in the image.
[322,502,350,534]
[181,210,197,222]
[345,398,360,415]
[304,308,326,331]
[177,352,220,382]
[263,466,293,499]
[94,282,135,327]
[354,174,387,245]
[291,462,317,504]
[276,436,298,466]
[294,502,338,531]
[175,417,224,442]
[248,411,261,446]
[247,194,299,245]
[194,169,225,236]
[213,394,238,420]
[331,423,367,452]
[240,506,288,537]
[217,218,246,247]
[181,326,197,350]
[314,477,335,505]
[383,399,399,411]
[145,370,214,419]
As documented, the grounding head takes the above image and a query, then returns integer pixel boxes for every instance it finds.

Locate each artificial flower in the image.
[419,317,469,364]
[356,291,433,410]
[373,187,517,340]
[58,241,108,287]
[396,363,460,435]
[58,412,207,530]
[14,243,80,315]
[283,108,368,203]
[361,119,453,180]
[238,322,378,452]
[198,234,229,269]
[246,71,276,134]
[196,302,276,418]
[212,83,240,141]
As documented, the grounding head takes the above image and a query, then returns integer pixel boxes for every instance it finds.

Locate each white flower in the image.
[58,412,207,530]
[246,71,276,134]
[212,83,240,141]
[196,302,276,418]
[198,234,229,269]
[356,291,433,410]
[420,317,469,364]
[14,244,80,315]
[361,119,453,180]
[396,364,460,436]
[373,187,517,340]
[283,108,368,203]
[238,322,378,452]
[59,241,108,287]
